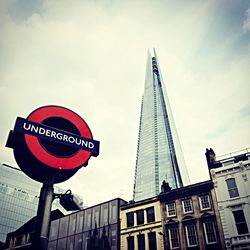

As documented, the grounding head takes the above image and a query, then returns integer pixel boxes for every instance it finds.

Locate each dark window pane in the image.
[67,236,75,250]
[76,211,84,233]
[100,203,109,227]
[109,224,117,248]
[100,226,111,249]
[233,210,249,234]
[185,224,198,246]
[182,199,193,213]
[110,200,118,224]
[58,216,69,239]
[137,210,144,225]
[84,209,92,231]
[87,228,100,249]
[127,212,134,227]
[146,207,155,223]
[68,213,77,236]
[92,206,100,228]
[203,221,217,244]
[137,234,145,250]
[166,203,176,217]
[48,240,57,250]
[74,233,82,250]
[57,237,67,250]
[81,232,89,250]
[168,227,180,248]
[226,178,239,198]
[49,220,59,241]
[199,195,211,210]
[148,232,157,250]
[127,236,134,250]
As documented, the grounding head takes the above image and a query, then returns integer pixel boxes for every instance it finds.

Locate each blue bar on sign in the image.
[14,117,100,156]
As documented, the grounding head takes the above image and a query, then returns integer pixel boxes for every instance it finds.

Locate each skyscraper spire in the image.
[133,50,190,201]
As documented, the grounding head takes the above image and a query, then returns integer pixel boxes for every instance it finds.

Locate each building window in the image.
[127,236,134,250]
[75,233,83,250]
[168,227,180,249]
[57,237,67,250]
[233,210,249,235]
[127,212,134,227]
[86,210,92,230]
[199,195,211,210]
[185,224,198,247]
[166,202,176,217]
[58,216,69,239]
[137,234,145,250]
[110,200,118,223]
[148,232,157,250]
[136,210,144,225]
[76,211,84,233]
[203,221,217,244]
[49,220,59,241]
[146,207,155,223]
[226,178,239,198]
[182,199,193,213]
[110,224,117,248]
[68,213,76,236]
[66,236,74,250]
[100,203,109,227]
[92,206,100,228]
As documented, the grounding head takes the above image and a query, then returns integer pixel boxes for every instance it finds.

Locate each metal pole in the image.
[32,178,54,250]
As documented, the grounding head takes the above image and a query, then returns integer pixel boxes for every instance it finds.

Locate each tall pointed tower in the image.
[133,49,190,201]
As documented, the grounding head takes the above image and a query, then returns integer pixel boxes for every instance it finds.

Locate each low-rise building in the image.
[120,197,164,250]
[159,180,225,250]
[206,148,250,249]
[4,198,126,250]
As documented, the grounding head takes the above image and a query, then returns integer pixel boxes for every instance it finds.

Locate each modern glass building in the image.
[48,198,127,250]
[0,163,82,243]
[4,198,127,249]
[133,50,190,201]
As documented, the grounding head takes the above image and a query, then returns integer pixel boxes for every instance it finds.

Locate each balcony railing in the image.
[230,234,250,246]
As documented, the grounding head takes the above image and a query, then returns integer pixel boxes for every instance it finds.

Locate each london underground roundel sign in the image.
[6,105,100,183]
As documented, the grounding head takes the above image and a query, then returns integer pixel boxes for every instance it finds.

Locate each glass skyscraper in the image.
[133,50,190,201]
[0,163,83,243]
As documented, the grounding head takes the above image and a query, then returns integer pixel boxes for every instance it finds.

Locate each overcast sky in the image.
[0,0,249,206]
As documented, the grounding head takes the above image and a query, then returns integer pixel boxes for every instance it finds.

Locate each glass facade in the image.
[133,50,190,201]
[0,163,82,243]
[48,198,126,250]
[0,163,40,243]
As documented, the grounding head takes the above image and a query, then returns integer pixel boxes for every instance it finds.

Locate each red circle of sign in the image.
[24,106,93,170]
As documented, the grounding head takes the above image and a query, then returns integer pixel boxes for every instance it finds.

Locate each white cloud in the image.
[243,8,250,32]
[0,0,249,205]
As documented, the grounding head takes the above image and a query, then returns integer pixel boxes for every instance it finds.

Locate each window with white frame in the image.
[182,199,193,213]
[199,195,211,210]
[226,178,239,198]
[203,221,217,244]
[168,227,180,249]
[185,224,198,247]
[166,202,176,217]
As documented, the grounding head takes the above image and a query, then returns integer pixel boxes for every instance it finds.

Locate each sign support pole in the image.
[32,177,54,250]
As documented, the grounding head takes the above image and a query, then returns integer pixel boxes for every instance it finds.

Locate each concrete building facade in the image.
[206,148,250,249]
[120,197,164,250]
[159,180,225,250]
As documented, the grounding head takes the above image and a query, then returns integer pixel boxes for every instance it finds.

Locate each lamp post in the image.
[32,184,82,250]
